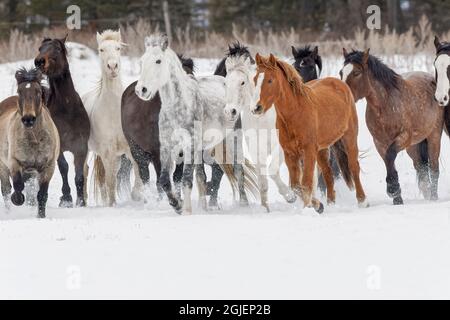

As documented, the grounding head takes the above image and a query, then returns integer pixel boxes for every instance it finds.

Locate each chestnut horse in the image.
[253,54,367,213]
[341,49,444,205]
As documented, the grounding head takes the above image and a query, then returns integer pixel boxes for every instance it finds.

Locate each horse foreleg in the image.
[182,162,195,215]
[301,150,324,214]
[234,163,248,207]
[380,142,403,205]
[36,163,55,219]
[0,163,11,210]
[268,147,295,204]
[208,162,224,208]
[57,153,73,207]
[406,142,431,200]
[10,164,25,207]
[130,157,144,202]
[256,163,270,212]
[103,156,120,207]
[74,150,88,207]
[317,149,336,205]
[195,163,208,211]
[427,130,442,201]
[160,147,182,214]
[173,162,184,200]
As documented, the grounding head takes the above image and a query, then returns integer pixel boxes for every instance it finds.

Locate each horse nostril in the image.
[142,87,147,94]
[231,109,237,116]
[256,105,263,113]
[22,116,36,127]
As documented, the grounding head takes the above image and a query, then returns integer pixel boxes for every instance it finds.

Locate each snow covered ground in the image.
[0,44,449,299]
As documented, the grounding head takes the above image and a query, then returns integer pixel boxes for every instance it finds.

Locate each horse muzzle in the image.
[252,104,264,115]
[436,94,449,107]
[22,115,37,128]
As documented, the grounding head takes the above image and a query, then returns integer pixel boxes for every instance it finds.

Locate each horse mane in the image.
[437,42,450,55]
[15,67,42,85]
[345,50,401,90]
[178,54,195,75]
[227,42,251,58]
[42,37,68,57]
[98,29,121,42]
[273,58,305,96]
[292,45,322,72]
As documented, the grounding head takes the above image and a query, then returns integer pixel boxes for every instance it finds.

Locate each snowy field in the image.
[0,44,449,299]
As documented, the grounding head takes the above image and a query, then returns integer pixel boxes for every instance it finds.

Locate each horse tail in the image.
[218,160,260,201]
[92,155,106,204]
[331,140,354,190]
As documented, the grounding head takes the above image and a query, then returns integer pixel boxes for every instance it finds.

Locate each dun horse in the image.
[341,49,445,204]
[253,54,368,213]
[35,36,90,208]
[0,68,60,218]
[291,45,341,193]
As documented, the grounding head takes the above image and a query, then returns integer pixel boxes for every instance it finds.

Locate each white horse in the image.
[135,34,257,214]
[83,29,142,206]
[223,55,297,211]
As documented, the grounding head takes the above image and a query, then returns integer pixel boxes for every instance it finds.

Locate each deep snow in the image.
[0,44,449,299]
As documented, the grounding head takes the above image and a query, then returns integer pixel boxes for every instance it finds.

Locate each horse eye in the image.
[353,71,362,76]
[100,49,104,53]
[241,81,245,86]
[268,79,273,84]
[156,60,162,64]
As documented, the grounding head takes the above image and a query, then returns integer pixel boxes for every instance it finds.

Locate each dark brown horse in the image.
[34,36,90,207]
[341,49,445,204]
[121,56,193,198]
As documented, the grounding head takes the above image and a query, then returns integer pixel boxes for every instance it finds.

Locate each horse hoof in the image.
[76,198,86,207]
[239,199,249,207]
[358,200,370,208]
[37,211,46,219]
[430,194,438,202]
[393,197,404,205]
[11,192,25,206]
[285,192,297,204]
[315,202,325,214]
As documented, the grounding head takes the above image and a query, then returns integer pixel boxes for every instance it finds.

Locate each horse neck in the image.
[365,75,402,110]
[159,55,195,109]
[48,66,76,99]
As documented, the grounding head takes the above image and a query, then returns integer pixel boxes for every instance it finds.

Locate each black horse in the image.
[120,56,194,199]
[292,45,341,194]
[34,36,90,207]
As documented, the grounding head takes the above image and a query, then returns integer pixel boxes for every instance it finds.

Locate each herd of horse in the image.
[0,29,449,218]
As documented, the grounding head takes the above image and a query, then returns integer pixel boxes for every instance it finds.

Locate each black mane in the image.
[214,42,253,77]
[15,67,42,85]
[177,54,195,75]
[292,45,323,74]
[437,42,450,55]
[344,50,401,90]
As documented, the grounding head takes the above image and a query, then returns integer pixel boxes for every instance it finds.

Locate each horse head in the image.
[97,29,124,79]
[15,68,45,128]
[292,45,322,82]
[34,35,68,77]
[224,54,256,122]
[135,34,172,101]
[434,36,450,107]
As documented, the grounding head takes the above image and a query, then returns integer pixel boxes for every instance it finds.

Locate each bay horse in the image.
[291,45,341,194]
[34,36,90,208]
[0,68,60,218]
[253,53,368,213]
[434,36,450,137]
[223,54,296,211]
[121,55,193,200]
[135,35,257,214]
[341,49,445,204]
[83,30,142,206]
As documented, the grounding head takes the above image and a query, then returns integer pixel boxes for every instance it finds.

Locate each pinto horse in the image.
[341,49,445,204]
[434,36,450,137]
[34,36,90,208]
[253,54,368,213]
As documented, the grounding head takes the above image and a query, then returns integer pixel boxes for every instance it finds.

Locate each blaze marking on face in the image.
[341,64,353,82]
[25,83,31,89]
[254,72,265,104]
[434,54,450,106]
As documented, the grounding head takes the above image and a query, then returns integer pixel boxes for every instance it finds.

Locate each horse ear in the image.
[312,46,319,57]
[269,54,276,66]
[363,49,370,65]
[144,37,152,49]
[434,35,441,51]
[291,46,298,58]
[161,34,169,51]
[343,48,349,58]
[61,34,68,44]
[96,32,102,45]
[255,53,262,65]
